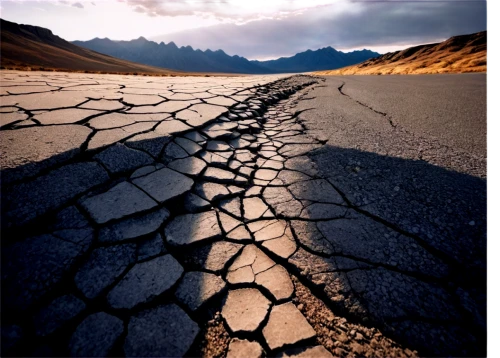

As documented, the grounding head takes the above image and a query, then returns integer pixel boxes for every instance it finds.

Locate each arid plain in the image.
[1,68,486,357]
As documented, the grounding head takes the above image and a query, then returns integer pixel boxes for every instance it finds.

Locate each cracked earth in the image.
[1,71,486,357]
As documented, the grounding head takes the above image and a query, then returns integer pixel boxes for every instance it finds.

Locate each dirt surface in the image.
[1,71,486,357]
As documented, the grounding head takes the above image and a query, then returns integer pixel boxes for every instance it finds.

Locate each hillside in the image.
[0,19,183,75]
[316,31,486,75]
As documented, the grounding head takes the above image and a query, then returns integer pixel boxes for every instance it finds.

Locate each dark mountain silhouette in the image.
[73,37,272,74]
[0,19,183,75]
[73,38,379,74]
[254,47,380,73]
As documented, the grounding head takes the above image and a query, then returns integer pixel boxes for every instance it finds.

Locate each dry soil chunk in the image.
[255,265,294,301]
[132,167,193,202]
[107,254,183,309]
[263,302,316,350]
[222,288,271,333]
[227,338,264,358]
[80,181,157,224]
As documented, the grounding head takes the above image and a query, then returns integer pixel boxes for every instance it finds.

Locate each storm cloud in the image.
[151,1,486,59]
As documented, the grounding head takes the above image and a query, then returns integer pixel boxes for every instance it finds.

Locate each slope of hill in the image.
[316,31,486,75]
[255,47,379,73]
[73,37,272,74]
[0,19,183,75]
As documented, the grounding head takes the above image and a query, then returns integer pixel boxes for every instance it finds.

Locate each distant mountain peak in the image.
[164,41,178,49]
[73,34,379,74]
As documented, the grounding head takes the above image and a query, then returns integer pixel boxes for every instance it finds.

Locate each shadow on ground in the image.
[283,143,486,357]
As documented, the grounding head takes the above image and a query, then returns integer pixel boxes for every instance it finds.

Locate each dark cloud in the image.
[72,2,84,9]
[151,1,486,59]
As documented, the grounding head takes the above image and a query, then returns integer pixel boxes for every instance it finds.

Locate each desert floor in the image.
[1,71,486,357]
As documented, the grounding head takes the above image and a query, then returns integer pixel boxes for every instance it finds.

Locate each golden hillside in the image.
[316,31,486,75]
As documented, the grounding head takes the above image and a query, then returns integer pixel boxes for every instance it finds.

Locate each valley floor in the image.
[1,71,486,357]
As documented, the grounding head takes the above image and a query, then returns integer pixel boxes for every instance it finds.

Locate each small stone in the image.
[107,254,183,309]
[469,221,475,226]
[263,302,316,350]
[175,271,226,311]
[227,338,263,358]
[164,211,221,246]
[124,304,199,357]
[69,312,123,357]
[222,288,271,333]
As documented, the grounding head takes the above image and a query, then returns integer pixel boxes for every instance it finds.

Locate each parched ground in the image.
[0,71,486,357]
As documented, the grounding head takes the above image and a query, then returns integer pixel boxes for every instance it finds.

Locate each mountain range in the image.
[72,37,379,74]
[0,18,182,75]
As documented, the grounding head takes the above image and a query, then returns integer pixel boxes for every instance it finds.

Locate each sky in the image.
[0,0,487,60]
